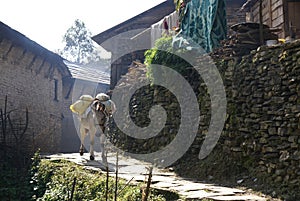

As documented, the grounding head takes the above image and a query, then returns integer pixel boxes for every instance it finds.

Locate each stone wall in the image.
[222,40,300,196]
[0,37,69,153]
[109,40,300,198]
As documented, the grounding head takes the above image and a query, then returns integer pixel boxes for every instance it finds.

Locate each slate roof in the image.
[63,60,110,85]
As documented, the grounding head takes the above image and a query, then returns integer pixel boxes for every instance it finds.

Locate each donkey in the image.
[71,94,115,162]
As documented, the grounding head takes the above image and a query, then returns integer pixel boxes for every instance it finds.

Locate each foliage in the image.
[32,159,168,201]
[0,150,38,201]
[58,19,101,64]
[144,36,191,83]
[174,0,182,11]
[173,0,190,10]
[0,163,31,200]
[0,96,37,201]
[173,0,190,27]
[30,151,49,200]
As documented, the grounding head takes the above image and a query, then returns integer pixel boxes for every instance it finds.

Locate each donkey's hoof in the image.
[80,151,84,156]
[90,155,95,160]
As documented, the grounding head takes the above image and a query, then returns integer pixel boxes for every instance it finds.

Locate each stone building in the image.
[0,21,110,154]
[92,0,250,89]
[92,0,175,89]
[0,21,71,153]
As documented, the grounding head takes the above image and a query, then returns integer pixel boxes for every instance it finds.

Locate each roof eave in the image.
[92,0,175,49]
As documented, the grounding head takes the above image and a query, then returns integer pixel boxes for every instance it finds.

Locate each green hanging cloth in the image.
[178,0,227,52]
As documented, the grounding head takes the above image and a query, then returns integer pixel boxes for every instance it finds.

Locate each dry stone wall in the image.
[224,40,300,193]
[109,40,300,197]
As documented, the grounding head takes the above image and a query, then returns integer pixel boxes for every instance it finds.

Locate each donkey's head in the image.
[91,100,108,133]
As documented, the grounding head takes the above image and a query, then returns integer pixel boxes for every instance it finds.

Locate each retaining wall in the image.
[109,40,300,198]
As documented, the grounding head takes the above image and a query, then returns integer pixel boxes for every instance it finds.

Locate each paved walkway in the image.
[44,152,268,201]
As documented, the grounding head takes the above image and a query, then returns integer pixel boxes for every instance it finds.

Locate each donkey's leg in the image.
[89,126,96,160]
[100,133,107,164]
[79,126,87,156]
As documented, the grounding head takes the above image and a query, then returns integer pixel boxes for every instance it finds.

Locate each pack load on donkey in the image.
[70,94,94,115]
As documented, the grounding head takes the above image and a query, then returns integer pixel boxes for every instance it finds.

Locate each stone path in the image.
[44,152,268,201]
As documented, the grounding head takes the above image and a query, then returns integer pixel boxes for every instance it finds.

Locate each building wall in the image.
[249,0,300,39]
[226,0,248,30]
[110,50,146,89]
[0,38,65,153]
[250,0,286,38]
[287,1,300,38]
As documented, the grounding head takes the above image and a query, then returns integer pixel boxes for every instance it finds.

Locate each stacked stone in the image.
[109,63,182,155]
[225,40,300,195]
[109,63,151,152]
[110,40,300,198]
[213,22,278,59]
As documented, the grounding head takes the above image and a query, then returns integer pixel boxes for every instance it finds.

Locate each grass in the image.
[31,158,176,201]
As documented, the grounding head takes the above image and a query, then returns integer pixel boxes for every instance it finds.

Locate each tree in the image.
[59,19,101,64]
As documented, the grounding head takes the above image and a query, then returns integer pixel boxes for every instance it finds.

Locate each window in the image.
[54,79,58,101]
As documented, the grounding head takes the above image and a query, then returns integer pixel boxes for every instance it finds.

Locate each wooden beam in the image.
[283,0,290,37]
[269,0,273,26]
[259,0,264,44]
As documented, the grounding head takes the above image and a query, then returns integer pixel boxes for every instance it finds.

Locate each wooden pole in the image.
[69,177,76,201]
[142,166,153,201]
[259,0,264,45]
[105,151,109,201]
[114,152,119,201]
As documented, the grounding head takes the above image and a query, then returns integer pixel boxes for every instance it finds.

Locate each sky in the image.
[0,0,165,53]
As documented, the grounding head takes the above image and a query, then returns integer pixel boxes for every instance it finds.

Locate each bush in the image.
[144,36,192,83]
[0,149,36,201]
[32,159,169,201]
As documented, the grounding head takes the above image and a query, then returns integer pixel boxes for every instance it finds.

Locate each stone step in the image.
[43,152,269,201]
